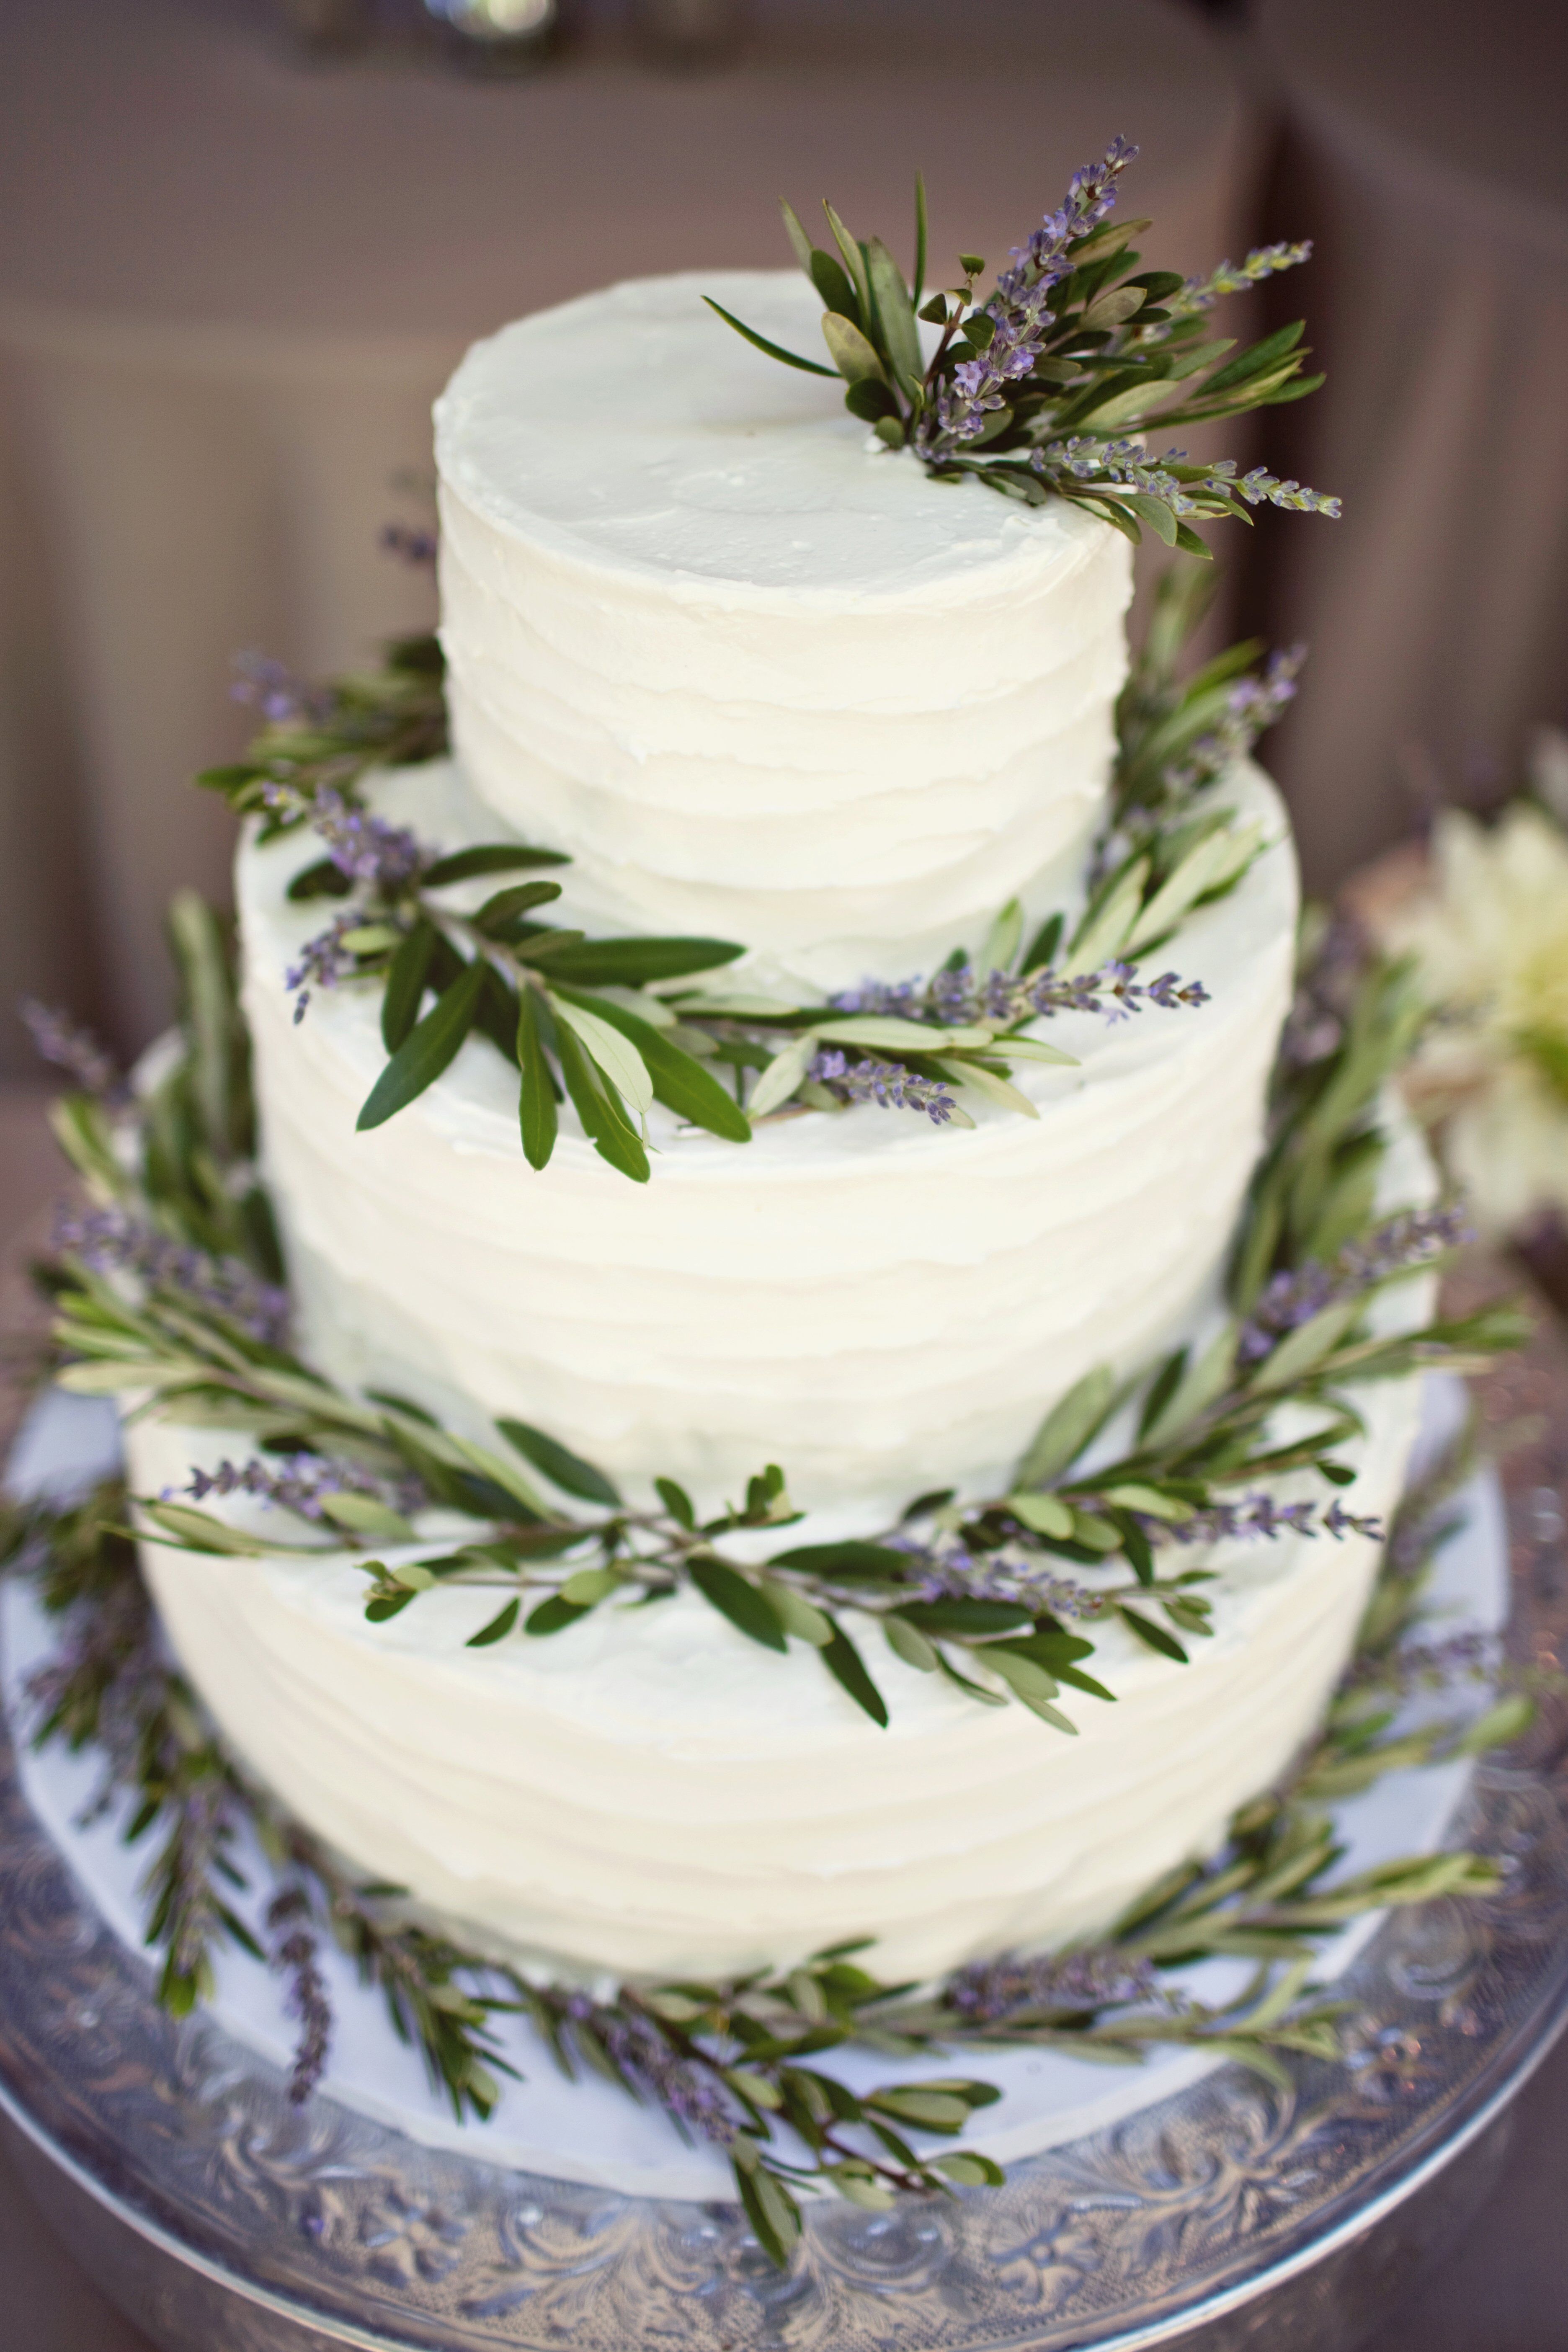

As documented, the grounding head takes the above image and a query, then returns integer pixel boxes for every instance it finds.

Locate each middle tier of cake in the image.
[241,756,1297,1521]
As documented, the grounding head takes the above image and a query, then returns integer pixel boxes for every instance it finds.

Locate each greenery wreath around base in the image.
[3,740,1539,2263]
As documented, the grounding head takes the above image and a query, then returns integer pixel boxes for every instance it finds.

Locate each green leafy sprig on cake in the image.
[0,1417,1537,2258]
[196,608,1294,1185]
[706,137,1338,547]
[27,899,1524,1742]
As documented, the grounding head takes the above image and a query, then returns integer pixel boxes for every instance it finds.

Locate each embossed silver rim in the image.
[3,1375,1567,2352]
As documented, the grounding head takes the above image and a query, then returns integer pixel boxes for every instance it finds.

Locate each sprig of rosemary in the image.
[0,1418,1534,2266]
[707,139,1338,547]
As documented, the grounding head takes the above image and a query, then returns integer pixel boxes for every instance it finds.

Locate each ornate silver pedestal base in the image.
[4,1351,1567,2352]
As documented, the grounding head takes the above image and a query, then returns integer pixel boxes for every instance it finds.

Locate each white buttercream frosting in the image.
[239,756,1296,1520]
[127,1288,1427,1988]
[434,271,1132,989]
[122,265,1431,1997]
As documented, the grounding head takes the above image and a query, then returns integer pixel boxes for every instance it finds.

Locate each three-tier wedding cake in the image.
[123,268,1428,1988]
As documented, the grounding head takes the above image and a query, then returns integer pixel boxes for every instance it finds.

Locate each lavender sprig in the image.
[894,1536,1109,1619]
[54,1204,290,1347]
[1161,242,1314,320]
[1344,1627,1496,1694]
[919,136,1140,459]
[562,1998,738,2146]
[231,650,330,728]
[176,1453,424,1524]
[1173,647,1306,794]
[808,1050,958,1125]
[1239,1205,1474,1364]
[1039,444,1339,525]
[830,958,1209,1026]
[200,634,448,832]
[284,909,365,1024]
[267,1886,333,2105]
[1139,1490,1384,1547]
[286,781,426,891]
[1230,465,1341,518]
[379,521,438,569]
[18,997,128,1105]
[948,1947,1163,2023]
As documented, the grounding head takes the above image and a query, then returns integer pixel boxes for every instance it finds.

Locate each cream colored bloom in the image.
[1382,797,1568,1236]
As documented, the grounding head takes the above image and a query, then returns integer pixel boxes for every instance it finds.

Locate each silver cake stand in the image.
[3,1324,1568,2352]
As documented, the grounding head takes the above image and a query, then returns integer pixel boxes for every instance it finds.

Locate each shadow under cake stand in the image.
[3,1345,1568,2352]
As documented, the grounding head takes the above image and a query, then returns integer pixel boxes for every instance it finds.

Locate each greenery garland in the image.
[32,869,1524,1738]
[0,1397,1534,2264]
[3,770,1536,2266]
[2,507,1536,2256]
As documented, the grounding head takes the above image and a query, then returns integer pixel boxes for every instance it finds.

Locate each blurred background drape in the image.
[0,0,1564,1080]
[0,0,1256,1071]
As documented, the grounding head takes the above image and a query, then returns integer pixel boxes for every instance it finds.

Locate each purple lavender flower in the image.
[1154,645,1307,801]
[828,958,1207,1033]
[887,1529,1106,1618]
[284,909,363,1023]
[1322,1499,1385,1542]
[918,137,1139,459]
[1163,242,1314,322]
[231,651,328,727]
[288,783,425,892]
[55,1203,291,1347]
[1131,1488,1383,1548]
[949,1945,1161,2023]
[267,1886,333,2104]
[586,2009,735,2146]
[1239,1204,1473,1364]
[175,1453,423,1524]
[1279,917,1365,1071]
[1234,465,1341,519]
[825,977,921,1019]
[1037,436,1199,514]
[1345,1627,1496,1692]
[18,997,127,1104]
[380,521,438,569]
[809,1049,958,1125]
[994,134,1140,305]
[24,1570,160,1810]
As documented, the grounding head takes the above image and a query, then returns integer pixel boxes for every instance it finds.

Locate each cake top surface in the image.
[433,269,1102,601]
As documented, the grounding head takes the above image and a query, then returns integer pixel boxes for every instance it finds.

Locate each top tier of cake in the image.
[434,271,1131,988]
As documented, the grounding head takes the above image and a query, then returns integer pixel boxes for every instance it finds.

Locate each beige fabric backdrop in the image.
[0,0,1258,1072]
[1251,0,1568,892]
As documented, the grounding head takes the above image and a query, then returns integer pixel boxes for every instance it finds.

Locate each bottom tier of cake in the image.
[124,1246,1431,1990]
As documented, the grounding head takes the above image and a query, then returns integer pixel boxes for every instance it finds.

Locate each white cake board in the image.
[2,1378,1507,2202]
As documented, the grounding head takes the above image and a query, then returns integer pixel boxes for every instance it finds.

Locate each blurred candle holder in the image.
[423,0,559,70]
[631,0,746,64]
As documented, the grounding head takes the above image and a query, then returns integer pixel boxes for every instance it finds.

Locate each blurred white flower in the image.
[1380,750,1568,1238]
